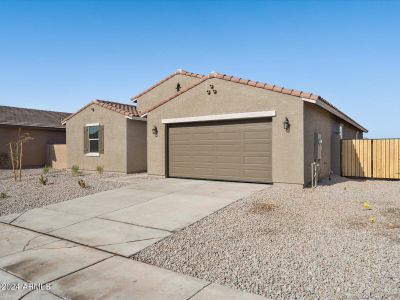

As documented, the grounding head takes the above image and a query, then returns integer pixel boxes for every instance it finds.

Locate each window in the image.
[88,126,99,153]
[339,123,343,140]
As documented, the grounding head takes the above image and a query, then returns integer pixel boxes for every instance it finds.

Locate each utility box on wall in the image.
[314,133,322,161]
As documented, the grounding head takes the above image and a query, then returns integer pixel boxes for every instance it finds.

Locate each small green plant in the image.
[0,192,8,199]
[96,165,104,176]
[43,165,51,174]
[71,165,79,176]
[39,174,48,185]
[78,179,86,188]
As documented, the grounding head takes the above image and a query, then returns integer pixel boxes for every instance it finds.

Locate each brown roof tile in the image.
[248,80,257,87]
[291,90,302,97]
[230,76,241,83]
[265,84,274,90]
[255,82,265,88]
[141,70,366,132]
[63,100,140,123]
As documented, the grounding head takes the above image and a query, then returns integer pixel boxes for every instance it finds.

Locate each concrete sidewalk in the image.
[0,178,268,299]
[0,224,266,299]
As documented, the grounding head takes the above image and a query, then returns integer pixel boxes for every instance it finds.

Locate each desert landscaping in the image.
[0,168,138,216]
[134,177,400,299]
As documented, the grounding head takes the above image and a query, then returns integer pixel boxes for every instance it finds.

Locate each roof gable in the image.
[131,69,204,101]
[141,72,367,133]
[62,100,140,124]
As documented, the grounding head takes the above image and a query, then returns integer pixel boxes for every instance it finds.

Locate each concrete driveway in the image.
[0,178,267,299]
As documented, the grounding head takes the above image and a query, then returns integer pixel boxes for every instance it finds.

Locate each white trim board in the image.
[126,116,147,121]
[162,111,276,124]
[85,123,100,126]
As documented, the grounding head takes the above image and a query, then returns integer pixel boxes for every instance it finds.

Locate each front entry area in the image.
[168,118,272,183]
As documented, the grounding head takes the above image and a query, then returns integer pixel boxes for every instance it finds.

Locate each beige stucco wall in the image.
[136,74,202,113]
[303,103,362,185]
[0,126,66,168]
[126,119,147,173]
[66,104,128,172]
[146,78,305,185]
[47,144,67,169]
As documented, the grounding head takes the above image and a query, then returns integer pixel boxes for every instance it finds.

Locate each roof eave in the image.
[303,97,368,133]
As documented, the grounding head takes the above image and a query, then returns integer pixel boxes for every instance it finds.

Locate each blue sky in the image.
[0,0,399,138]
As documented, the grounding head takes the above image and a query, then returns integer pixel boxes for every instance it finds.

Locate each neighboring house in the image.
[134,70,367,187]
[63,100,146,173]
[0,105,70,168]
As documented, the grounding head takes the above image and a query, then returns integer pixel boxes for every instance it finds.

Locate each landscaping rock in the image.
[0,168,151,216]
[133,176,400,299]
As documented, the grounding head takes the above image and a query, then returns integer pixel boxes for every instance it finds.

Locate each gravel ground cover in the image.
[134,176,400,299]
[0,168,153,216]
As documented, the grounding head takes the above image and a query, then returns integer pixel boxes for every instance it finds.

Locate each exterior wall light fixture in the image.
[283,117,291,131]
[152,126,158,137]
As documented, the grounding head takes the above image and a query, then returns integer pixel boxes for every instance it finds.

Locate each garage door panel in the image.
[170,166,215,175]
[244,130,272,139]
[244,143,271,152]
[168,118,272,183]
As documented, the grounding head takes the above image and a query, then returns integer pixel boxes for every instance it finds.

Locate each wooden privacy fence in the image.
[341,139,400,179]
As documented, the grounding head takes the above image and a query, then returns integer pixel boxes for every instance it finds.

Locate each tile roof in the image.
[131,69,204,101]
[141,71,367,132]
[0,105,70,129]
[62,99,140,123]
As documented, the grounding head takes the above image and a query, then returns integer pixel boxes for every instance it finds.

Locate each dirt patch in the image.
[249,202,276,214]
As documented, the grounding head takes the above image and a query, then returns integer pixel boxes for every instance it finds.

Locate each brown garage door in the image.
[168,118,272,183]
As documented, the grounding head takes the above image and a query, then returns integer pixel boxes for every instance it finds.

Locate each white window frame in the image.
[86,123,100,156]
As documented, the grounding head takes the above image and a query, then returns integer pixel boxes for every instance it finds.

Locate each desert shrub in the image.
[0,192,8,199]
[96,165,104,176]
[78,179,86,188]
[43,165,51,174]
[39,175,48,185]
[71,165,79,176]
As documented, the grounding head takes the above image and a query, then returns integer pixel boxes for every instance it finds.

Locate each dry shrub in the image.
[250,202,276,214]
[384,223,400,230]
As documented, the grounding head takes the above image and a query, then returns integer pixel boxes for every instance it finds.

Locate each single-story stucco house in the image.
[0,105,70,168]
[133,69,367,187]
[64,69,366,187]
[62,100,146,173]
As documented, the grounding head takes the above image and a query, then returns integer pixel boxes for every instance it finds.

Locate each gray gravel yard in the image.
[0,168,152,216]
[134,177,400,299]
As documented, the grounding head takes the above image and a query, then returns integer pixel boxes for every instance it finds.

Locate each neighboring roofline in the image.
[0,124,66,131]
[141,72,367,133]
[130,69,204,101]
[0,105,70,116]
[62,99,140,124]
